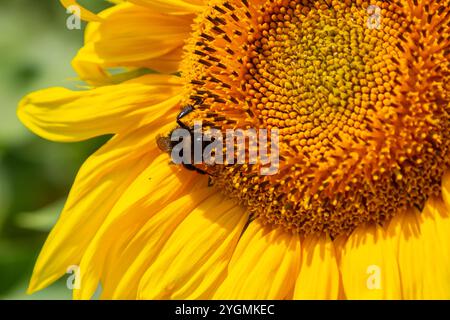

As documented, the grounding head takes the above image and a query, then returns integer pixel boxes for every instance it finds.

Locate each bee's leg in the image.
[182,163,196,171]
[177,98,205,129]
[208,176,214,187]
[177,105,194,130]
[182,163,208,175]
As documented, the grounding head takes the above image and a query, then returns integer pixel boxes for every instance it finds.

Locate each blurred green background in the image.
[0,0,111,299]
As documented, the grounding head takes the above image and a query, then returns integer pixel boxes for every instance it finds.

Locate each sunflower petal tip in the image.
[26,285,35,296]
[60,0,103,23]
[26,274,44,296]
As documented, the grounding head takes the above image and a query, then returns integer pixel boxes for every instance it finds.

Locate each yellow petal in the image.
[18,74,182,142]
[60,0,102,22]
[213,220,301,300]
[339,224,402,299]
[73,3,194,84]
[389,198,450,299]
[128,0,205,14]
[99,183,216,300]
[137,197,248,299]
[28,138,151,294]
[102,186,217,299]
[27,111,179,295]
[74,152,213,299]
[442,171,450,211]
[294,235,341,299]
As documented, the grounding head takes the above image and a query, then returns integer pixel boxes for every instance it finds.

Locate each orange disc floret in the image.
[179,0,450,237]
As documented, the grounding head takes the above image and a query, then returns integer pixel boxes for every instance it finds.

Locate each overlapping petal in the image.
[388,199,450,299]
[102,186,218,299]
[339,224,402,299]
[28,131,156,294]
[213,220,301,300]
[294,235,341,299]
[137,196,248,299]
[72,2,195,85]
[74,153,214,299]
[128,0,205,14]
[23,0,450,301]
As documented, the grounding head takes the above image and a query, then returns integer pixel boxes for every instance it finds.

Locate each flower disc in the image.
[180,0,450,236]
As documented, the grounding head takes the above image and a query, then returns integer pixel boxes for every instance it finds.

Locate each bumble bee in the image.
[156,99,216,178]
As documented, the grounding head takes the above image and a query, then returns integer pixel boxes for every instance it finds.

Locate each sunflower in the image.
[18,0,450,300]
